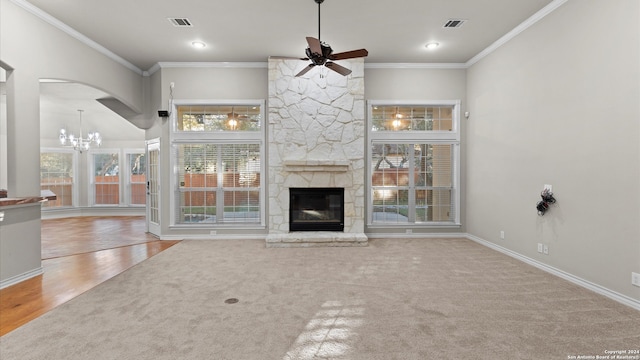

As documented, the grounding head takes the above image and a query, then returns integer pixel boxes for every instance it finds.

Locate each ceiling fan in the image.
[273,0,368,77]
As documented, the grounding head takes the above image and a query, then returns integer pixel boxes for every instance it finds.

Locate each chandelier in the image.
[59,109,102,152]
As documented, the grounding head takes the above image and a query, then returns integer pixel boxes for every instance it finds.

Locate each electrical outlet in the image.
[406,229,412,234]
[544,184,552,192]
[543,245,549,255]
[500,231,505,240]
[537,243,543,253]
[632,272,640,287]
[210,230,217,235]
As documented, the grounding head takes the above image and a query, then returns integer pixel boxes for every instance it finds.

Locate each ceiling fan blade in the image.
[329,49,369,60]
[270,56,309,60]
[295,64,316,77]
[325,62,352,76]
[306,37,322,56]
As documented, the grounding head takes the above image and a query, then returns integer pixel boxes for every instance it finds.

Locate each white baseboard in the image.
[0,267,43,290]
[160,234,266,241]
[465,233,640,311]
[366,232,463,239]
[42,207,145,219]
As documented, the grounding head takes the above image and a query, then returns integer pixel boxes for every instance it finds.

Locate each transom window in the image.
[176,105,261,132]
[368,101,460,226]
[371,105,455,132]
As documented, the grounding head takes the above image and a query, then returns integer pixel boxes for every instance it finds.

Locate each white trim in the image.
[159,234,266,241]
[159,61,268,68]
[368,99,461,106]
[41,207,145,219]
[365,233,463,239]
[145,139,161,236]
[465,233,640,311]
[0,267,43,290]
[143,63,160,76]
[123,149,145,207]
[365,63,467,69]
[151,62,267,74]
[465,0,569,67]
[9,0,143,75]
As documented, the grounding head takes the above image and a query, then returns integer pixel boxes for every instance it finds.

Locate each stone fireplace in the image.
[265,59,368,247]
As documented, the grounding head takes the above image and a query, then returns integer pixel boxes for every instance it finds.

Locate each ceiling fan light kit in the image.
[273,0,368,77]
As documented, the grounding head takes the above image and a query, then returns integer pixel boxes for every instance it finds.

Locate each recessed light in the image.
[191,41,206,49]
[425,42,439,50]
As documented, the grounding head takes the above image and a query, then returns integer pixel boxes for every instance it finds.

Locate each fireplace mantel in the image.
[283,160,350,172]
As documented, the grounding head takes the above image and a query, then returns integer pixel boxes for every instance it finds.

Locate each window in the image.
[171,102,265,226]
[176,105,261,132]
[126,151,146,206]
[92,152,120,205]
[368,101,460,226]
[40,150,75,208]
[371,105,454,132]
[175,143,261,224]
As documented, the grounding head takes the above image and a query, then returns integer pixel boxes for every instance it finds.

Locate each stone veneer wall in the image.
[266,59,367,246]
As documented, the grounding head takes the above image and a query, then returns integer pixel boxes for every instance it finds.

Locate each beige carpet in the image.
[1,238,638,360]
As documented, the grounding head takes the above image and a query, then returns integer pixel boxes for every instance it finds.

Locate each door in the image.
[146,140,161,237]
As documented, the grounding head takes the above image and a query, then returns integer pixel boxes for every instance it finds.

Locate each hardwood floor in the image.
[0,216,179,336]
[40,216,162,259]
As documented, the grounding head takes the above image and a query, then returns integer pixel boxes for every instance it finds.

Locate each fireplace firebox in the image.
[289,188,344,231]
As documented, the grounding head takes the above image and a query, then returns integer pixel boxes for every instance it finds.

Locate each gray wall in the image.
[466,0,640,300]
[156,66,269,238]
[0,0,146,197]
[0,203,42,288]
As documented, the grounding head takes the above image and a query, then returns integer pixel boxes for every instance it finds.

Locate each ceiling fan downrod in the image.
[315,0,324,43]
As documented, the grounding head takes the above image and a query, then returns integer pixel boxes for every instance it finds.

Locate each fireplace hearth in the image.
[289,188,344,232]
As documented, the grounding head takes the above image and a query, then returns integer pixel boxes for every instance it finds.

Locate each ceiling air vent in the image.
[443,19,466,28]
[168,18,193,27]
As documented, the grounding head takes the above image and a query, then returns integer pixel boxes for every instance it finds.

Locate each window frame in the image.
[123,149,146,207]
[40,148,78,209]
[88,149,121,206]
[170,99,266,228]
[367,100,461,227]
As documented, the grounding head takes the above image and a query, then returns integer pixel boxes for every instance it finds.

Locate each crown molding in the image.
[147,62,466,75]
[10,0,144,75]
[145,62,268,76]
[465,0,569,67]
[365,63,467,69]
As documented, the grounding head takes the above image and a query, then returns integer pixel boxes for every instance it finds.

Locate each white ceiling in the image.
[10,0,560,139]
[25,0,556,71]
